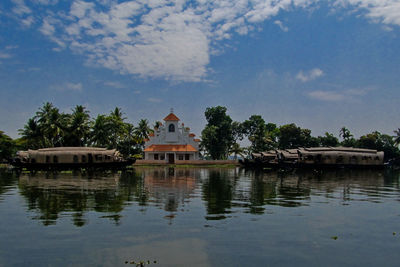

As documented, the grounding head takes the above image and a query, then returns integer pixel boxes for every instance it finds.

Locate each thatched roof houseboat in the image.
[241,147,384,169]
[297,147,384,167]
[12,147,135,170]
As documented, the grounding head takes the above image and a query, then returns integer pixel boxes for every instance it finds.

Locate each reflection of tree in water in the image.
[17,170,143,226]
[0,169,18,199]
[202,170,237,220]
[247,171,277,214]
[12,167,400,225]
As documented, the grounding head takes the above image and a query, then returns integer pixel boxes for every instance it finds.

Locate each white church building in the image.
[144,111,200,163]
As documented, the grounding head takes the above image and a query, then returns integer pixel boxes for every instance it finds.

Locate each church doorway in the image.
[168,154,175,164]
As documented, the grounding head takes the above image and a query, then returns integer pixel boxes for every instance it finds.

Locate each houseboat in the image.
[240,147,384,169]
[11,147,135,170]
[297,147,384,168]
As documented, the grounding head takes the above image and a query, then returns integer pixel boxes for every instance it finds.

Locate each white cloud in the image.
[274,20,289,32]
[333,0,400,26]
[104,81,126,88]
[296,68,324,82]
[54,82,83,92]
[33,0,58,5]
[308,90,345,101]
[11,0,31,15]
[147,97,162,103]
[133,90,141,94]
[308,87,373,102]
[9,0,400,82]
[5,45,19,50]
[0,52,12,59]
[39,18,56,36]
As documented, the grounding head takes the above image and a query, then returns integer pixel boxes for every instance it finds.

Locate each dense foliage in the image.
[200,106,400,161]
[0,131,16,162]
[14,102,153,157]
[1,103,400,162]
[201,106,234,160]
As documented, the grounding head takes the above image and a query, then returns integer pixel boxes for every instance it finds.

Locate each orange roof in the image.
[149,132,155,137]
[189,133,196,137]
[163,113,180,121]
[144,144,198,152]
[144,138,150,142]
[194,139,200,142]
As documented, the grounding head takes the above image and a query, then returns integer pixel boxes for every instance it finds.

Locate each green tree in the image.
[35,102,66,147]
[136,119,153,141]
[339,127,352,140]
[242,115,269,153]
[201,106,233,160]
[90,114,112,147]
[65,105,91,146]
[339,127,356,147]
[318,132,339,147]
[108,107,127,149]
[357,131,400,161]
[118,123,141,156]
[0,131,16,162]
[278,123,315,149]
[229,142,245,160]
[18,118,43,149]
[394,128,400,147]
[231,121,244,143]
[154,121,162,130]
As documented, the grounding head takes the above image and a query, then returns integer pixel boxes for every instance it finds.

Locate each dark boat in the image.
[240,147,385,169]
[11,147,135,170]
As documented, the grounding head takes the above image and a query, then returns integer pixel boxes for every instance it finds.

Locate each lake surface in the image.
[1,167,400,266]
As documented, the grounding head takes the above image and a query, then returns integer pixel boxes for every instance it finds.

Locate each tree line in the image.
[0,102,153,161]
[1,103,400,162]
[200,106,400,161]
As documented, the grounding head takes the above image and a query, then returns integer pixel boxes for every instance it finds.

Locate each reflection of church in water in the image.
[140,168,199,213]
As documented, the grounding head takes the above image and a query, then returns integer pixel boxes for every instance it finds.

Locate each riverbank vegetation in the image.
[200,106,400,162]
[1,103,399,162]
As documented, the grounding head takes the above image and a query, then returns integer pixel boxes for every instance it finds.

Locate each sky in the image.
[0,0,399,140]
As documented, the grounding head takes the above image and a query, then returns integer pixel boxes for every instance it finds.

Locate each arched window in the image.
[73,155,79,163]
[53,155,58,163]
[169,124,175,132]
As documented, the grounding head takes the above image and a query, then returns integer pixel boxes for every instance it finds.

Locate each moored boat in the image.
[240,147,385,169]
[11,147,135,170]
[297,147,384,168]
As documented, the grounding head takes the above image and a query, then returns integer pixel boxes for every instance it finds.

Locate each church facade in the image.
[143,111,200,163]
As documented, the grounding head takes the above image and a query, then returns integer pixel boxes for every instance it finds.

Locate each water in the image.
[1,167,400,266]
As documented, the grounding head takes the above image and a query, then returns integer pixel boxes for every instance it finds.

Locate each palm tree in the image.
[136,119,153,140]
[67,105,91,146]
[19,118,43,149]
[109,107,127,148]
[110,107,126,122]
[34,102,65,147]
[339,127,353,141]
[229,142,245,160]
[154,121,162,130]
[90,115,111,147]
[394,128,400,147]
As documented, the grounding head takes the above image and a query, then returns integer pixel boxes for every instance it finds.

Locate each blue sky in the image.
[1,0,399,139]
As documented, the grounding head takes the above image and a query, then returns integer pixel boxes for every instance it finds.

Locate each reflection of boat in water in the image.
[11,147,135,170]
[18,172,121,191]
[240,147,384,169]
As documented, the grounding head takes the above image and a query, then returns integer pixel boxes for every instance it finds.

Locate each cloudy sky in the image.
[1,0,399,139]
